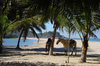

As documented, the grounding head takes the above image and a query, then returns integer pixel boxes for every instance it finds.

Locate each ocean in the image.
[3,38,100,47]
[3,38,37,47]
[73,38,100,42]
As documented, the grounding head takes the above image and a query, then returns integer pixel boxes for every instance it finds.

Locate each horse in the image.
[56,38,77,55]
[45,38,52,53]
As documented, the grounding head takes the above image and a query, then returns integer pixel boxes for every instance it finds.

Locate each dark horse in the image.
[45,38,52,53]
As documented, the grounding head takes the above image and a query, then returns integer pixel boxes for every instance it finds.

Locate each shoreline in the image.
[3,37,100,42]
[3,37,100,49]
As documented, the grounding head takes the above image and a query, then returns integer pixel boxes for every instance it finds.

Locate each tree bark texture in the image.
[81,40,88,62]
[0,36,3,53]
[49,22,57,55]
[16,29,23,49]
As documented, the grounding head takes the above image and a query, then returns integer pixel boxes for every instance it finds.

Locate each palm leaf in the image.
[23,28,29,42]
[30,27,39,39]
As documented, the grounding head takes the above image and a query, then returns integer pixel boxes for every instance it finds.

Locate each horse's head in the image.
[56,38,61,45]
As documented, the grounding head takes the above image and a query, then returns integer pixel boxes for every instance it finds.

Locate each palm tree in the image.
[42,7,62,55]
[0,15,11,53]
[72,1,100,62]
[13,16,45,49]
[55,0,100,62]
[0,0,16,53]
[40,0,66,55]
[5,0,46,49]
[26,0,70,55]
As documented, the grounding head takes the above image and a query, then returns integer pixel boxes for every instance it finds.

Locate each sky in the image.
[42,22,100,39]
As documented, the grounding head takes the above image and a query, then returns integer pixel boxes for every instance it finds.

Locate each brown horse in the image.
[56,38,77,55]
[45,38,52,53]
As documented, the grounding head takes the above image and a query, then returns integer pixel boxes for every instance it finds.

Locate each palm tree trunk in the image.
[0,1,3,53]
[0,0,4,16]
[67,31,71,63]
[49,23,57,55]
[0,36,3,53]
[16,29,23,49]
[80,39,88,62]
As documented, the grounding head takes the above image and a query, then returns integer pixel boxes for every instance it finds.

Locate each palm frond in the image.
[88,29,97,38]
[31,24,42,32]
[23,28,29,42]
[30,27,39,39]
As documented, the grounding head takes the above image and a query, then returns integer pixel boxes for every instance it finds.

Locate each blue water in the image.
[3,38,100,47]
[73,38,100,42]
[3,38,37,47]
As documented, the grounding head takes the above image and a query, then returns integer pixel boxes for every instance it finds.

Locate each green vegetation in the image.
[0,14,12,53]
[13,16,45,49]
[38,31,63,38]
[4,31,62,38]
[4,32,18,38]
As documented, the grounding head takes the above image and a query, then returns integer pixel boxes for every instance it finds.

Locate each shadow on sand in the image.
[20,47,82,52]
[0,47,100,64]
[0,47,82,57]
[1,47,100,57]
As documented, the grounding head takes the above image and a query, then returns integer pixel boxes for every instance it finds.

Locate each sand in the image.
[0,38,100,66]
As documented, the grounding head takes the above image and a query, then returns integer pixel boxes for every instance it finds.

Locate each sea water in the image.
[3,38,37,47]
[73,38,100,42]
[3,38,100,47]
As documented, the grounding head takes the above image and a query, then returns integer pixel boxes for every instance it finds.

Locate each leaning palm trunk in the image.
[16,29,23,49]
[0,2,3,53]
[0,36,3,53]
[0,1,4,53]
[49,23,57,55]
[81,39,88,62]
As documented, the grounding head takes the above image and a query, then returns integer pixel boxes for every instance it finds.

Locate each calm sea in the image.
[3,38,37,47]
[3,38,100,47]
[73,38,100,42]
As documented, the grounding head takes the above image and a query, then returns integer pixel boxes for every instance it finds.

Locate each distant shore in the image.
[1,38,100,66]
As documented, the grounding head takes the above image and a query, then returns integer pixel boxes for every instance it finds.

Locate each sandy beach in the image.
[0,38,100,66]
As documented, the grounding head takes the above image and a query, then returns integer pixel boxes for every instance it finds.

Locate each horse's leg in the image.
[71,48,74,55]
[74,43,77,55]
[71,47,77,56]
[74,47,77,55]
[45,44,48,52]
[47,45,49,53]
[48,45,50,54]
[65,48,67,55]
